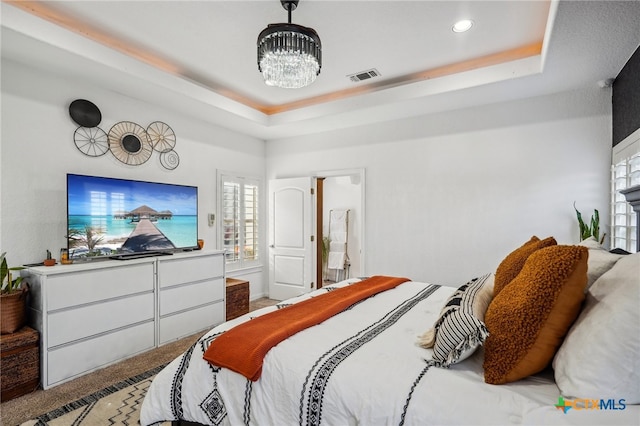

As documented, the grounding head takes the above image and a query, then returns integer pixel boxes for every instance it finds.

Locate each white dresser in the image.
[26,250,225,389]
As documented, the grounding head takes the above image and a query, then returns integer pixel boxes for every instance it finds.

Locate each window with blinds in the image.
[611,132,640,252]
[220,173,261,269]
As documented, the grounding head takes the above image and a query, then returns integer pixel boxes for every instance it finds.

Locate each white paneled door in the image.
[269,177,316,300]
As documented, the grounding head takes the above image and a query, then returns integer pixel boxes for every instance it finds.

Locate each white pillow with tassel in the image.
[418,273,494,367]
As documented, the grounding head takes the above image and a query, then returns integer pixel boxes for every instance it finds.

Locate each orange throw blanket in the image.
[203,275,409,381]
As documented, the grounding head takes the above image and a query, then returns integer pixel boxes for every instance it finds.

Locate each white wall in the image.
[0,59,267,297]
[1,57,615,293]
[266,87,613,287]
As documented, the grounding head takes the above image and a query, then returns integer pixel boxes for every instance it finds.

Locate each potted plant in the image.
[574,203,606,244]
[1,252,28,334]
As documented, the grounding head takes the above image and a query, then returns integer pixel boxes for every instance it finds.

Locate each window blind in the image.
[611,129,640,252]
[220,173,261,269]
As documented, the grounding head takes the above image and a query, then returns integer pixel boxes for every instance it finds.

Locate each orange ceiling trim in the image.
[8,0,542,117]
[6,1,180,74]
[262,41,543,115]
[6,0,267,112]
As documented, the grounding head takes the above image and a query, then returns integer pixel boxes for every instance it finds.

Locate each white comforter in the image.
[140,279,639,426]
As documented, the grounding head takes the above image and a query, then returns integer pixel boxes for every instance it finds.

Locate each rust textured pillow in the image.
[493,236,557,295]
[483,245,588,385]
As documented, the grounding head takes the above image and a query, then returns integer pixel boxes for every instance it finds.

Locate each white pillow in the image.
[418,273,494,367]
[553,252,640,403]
[578,237,624,291]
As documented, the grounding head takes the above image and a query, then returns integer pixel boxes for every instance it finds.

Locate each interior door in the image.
[268,177,316,300]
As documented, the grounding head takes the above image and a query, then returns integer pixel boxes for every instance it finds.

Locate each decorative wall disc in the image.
[159,149,180,170]
[69,99,102,127]
[74,126,109,157]
[108,121,153,166]
[147,121,176,153]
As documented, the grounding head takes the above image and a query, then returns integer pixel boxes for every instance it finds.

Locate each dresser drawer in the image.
[159,278,224,316]
[158,254,224,288]
[46,321,155,387]
[47,292,154,348]
[159,302,224,345]
[46,262,155,311]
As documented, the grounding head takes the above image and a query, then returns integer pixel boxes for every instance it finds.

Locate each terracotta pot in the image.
[0,288,28,334]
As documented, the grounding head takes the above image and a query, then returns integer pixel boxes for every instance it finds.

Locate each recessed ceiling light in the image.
[452,19,474,33]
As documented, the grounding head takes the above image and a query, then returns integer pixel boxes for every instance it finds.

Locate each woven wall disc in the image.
[147,121,176,153]
[74,126,109,157]
[108,121,153,166]
[159,149,180,170]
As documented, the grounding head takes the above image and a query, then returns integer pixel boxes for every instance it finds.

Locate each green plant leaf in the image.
[593,209,601,239]
[1,253,26,293]
[1,253,8,290]
[574,203,587,240]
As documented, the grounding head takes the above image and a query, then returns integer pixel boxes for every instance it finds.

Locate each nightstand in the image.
[226,278,250,321]
[1,326,40,401]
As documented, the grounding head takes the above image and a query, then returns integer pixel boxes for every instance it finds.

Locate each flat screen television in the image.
[67,174,198,260]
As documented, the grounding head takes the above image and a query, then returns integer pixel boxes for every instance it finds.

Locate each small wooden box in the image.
[1,326,40,401]
[226,278,250,321]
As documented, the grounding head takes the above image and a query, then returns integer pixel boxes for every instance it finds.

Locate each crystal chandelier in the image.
[257,0,322,89]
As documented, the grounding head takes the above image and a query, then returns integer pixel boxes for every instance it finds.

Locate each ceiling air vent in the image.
[348,68,381,83]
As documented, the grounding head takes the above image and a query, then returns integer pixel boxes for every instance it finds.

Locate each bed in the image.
[141,238,639,426]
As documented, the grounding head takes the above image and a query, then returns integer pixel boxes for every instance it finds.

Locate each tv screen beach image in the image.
[67,174,198,259]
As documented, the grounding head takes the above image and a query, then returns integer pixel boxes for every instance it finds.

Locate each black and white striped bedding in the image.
[140,279,619,426]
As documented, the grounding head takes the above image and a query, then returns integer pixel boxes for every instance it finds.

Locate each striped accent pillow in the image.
[418,273,494,367]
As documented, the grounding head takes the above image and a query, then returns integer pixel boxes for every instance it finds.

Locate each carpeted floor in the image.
[1,297,279,426]
[19,363,170,426]
[1,331,200,426]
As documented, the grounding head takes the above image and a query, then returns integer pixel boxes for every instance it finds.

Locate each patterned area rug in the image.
[20,364,170,426]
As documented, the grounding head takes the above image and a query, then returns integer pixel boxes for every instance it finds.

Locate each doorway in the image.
[314,169,365,288]
[268,169,365,299]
